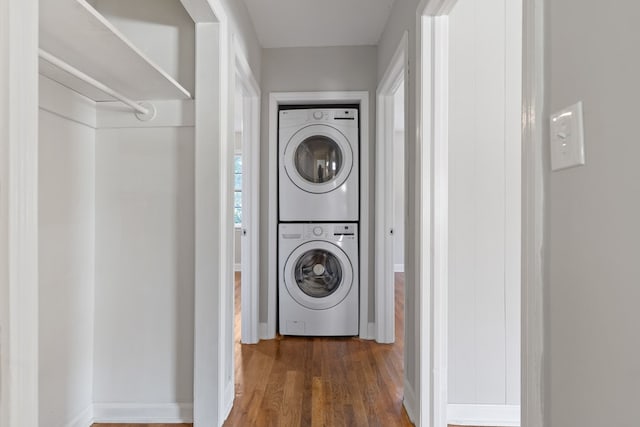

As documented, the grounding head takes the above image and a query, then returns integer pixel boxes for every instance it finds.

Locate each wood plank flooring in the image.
[224,272,412,426]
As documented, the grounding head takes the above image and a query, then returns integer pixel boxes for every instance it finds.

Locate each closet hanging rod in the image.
[38,49,150,116]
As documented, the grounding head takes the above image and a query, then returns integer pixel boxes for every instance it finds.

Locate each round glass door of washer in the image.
[283,124,353,194]
[283,241,353,310]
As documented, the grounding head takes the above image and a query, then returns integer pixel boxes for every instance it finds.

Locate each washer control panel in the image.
[305,223,357,241]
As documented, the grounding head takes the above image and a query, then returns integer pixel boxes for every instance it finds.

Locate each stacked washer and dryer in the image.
[278,107,360,336]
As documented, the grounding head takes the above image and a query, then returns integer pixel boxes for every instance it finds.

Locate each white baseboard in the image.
[65,405,93,427]
[222,380,235,423]
[92,403,193,423]
[447,404,520,426]
[259,322,269,339]
[234,263,241,272]
[366,322,376,340]
[394,263,405,272]
[403,380,419,425]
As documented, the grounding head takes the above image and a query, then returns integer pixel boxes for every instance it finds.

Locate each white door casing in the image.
[180,0,235,425]
[234,38,261,345]
[375,31,408,344]
[1,0,39,425]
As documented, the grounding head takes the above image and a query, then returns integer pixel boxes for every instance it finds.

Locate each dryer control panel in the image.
[279,223,358,241]
[279,108,358,128]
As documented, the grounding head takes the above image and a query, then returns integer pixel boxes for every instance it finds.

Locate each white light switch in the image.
[550,101,585,171]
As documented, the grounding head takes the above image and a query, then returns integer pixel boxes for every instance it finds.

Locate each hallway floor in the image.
[223,272,411,426]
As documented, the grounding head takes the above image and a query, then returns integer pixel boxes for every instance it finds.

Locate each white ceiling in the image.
[242,0,396,48]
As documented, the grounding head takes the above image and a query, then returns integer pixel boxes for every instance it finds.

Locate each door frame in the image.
[375,31,409,344]
[0,0,40,425]
[520,0,546,425]
[180,0,236,425]
[233,39,261,345]
[415,0,545,426]
[267,91,371,339]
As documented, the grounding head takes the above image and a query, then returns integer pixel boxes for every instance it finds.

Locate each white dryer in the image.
[279,108,359,221]
[279,222,359,336]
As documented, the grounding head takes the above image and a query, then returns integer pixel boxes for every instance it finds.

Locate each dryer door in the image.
[283,124,354,194]
[283,240,353,310]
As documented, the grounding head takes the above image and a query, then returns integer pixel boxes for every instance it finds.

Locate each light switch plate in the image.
[550,101,585,171]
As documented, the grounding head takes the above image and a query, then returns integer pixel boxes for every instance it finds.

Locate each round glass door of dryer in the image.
[283,241,353,310]
[283,124,353,194]
[294,136,343,184]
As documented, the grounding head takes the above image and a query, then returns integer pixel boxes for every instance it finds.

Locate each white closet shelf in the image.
[39,0,191,102]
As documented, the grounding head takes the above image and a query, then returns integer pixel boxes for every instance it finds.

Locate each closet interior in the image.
[38,0,197,424]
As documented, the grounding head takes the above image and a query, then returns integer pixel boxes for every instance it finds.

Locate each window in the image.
[234,154,242,226]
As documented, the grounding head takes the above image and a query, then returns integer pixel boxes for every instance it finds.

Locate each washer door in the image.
[283,241,353,310]
[283,124,353,194]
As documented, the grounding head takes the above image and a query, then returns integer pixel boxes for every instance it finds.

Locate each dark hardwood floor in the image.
[223,272,411,426]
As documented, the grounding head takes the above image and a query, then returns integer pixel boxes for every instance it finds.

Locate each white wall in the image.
[547,1,640,425]
[447,0,521,415]
[89,0,196,96]
[260,45,378,323]
[38,77,96,427]
[94,113,195,419]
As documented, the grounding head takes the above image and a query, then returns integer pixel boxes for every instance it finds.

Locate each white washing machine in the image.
[279,108,359,221]
[279,222,359,336]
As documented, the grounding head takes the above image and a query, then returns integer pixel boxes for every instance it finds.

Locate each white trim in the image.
[180,0,226,23]
[92,403,193,423]
[416,1,459,425]
[187,1,232,424]
[521,0,546,426]
[375,31,408,344]
[394,264,405,273]
[223,380,234,422]
[259,322,269,340]
[234,37,261,345]
[403,381,419,425]
[234,263,242,272]
[65,405,94,427]
[2,0,40,425]
[267,91,370,340]
[447,404,521,427]
[431,15,450,427]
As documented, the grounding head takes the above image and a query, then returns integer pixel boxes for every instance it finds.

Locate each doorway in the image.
[376,32,409,344]
[233,46,261,345]
[416,0,523,425]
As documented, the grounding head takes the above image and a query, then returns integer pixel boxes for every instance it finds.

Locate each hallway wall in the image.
[547,1,640,425]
